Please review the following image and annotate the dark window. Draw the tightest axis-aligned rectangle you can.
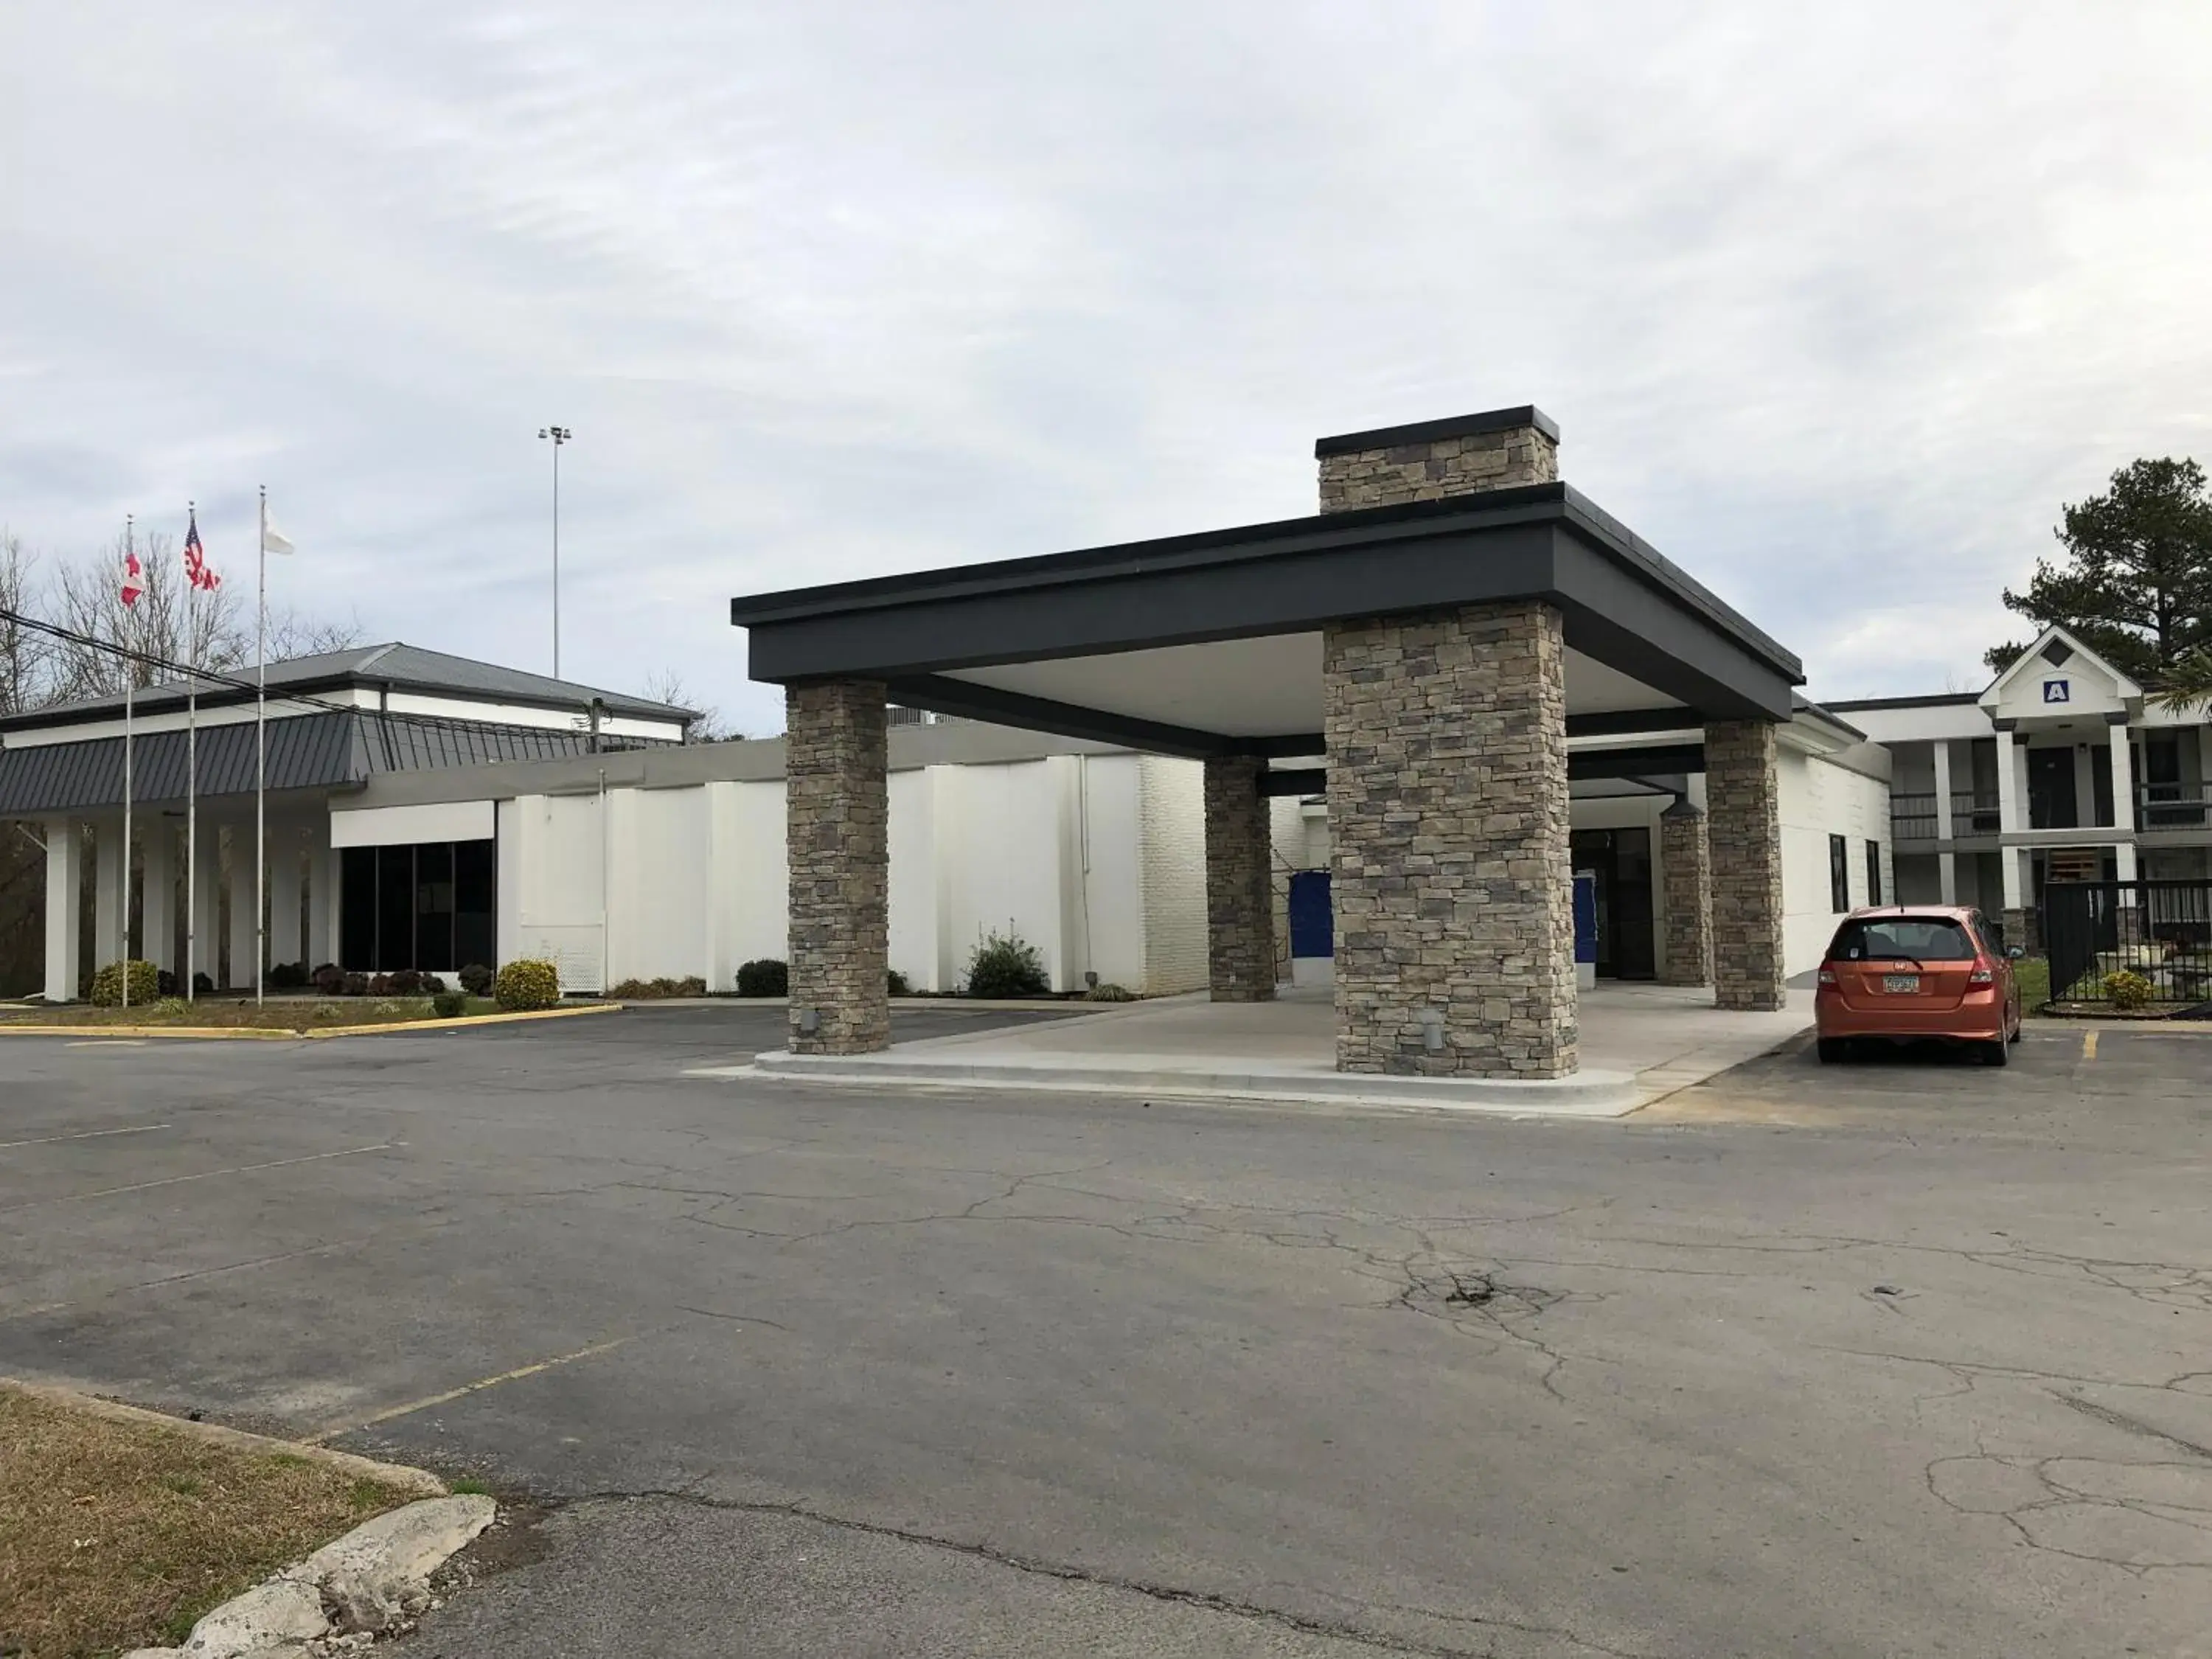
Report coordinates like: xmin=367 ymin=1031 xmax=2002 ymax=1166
xmin=1826 ymin=915 xmax=1979 ymax=963
xmin=338 ymin=838 xmax=498 ymax=973
xmin=454 ymin=840 xmax=496 ymax=970
xmin=1829 ymin=834 xmax=1850 ymax=912
xmin=1864 ymin=840 xmax=1882 ymax=906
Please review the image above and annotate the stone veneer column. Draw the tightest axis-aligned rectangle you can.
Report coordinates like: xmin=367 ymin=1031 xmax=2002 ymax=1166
xmin=1705 ymin=720 xmax=1787 ymax=1011
xmin=785 ymin=680 xmax=891 ymax=1055
xmin=1318 ymin=407 xmax=1559 ymax=511
xmin=1326 ymin=600 xmax=1576 ymax=1078
xmin=1203 ymin=755 xmax=1275 ymax=1001
xmin=1657 ymin=799 xmax=1712 ymax=987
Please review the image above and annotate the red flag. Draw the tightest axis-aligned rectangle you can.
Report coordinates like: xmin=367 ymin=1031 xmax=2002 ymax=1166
xmin=119 ymin=548 xmax=144 ymax=608
xmin=183 ymin=510 xmax=220 ymax=591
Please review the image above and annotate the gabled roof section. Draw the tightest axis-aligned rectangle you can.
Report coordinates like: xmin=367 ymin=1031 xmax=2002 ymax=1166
xmin=0 ymin=641 xmax=694 ymax=732
xmin=1978 ymin=625 xmax=2141 ymax=712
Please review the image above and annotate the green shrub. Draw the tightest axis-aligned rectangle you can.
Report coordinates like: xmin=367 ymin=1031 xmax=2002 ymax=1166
xmin=458 ymin=962 xmax=495 ymax=996
xmin=153 ymin=997 xmax=188 ymax=1017
xmin=89 ymin=959 xmax=160 ymax=1007
xmin=266 ymin=961 xmax=309 ymax=991
xmin=1085 ymin=981 xmax=1135 ymax=1002
xmin=965 ymin=928 xmax=1048 ymax=998
xmin=431 ymin=990 xmax=469 ymax=1018
xmin=888 ymin=967 xmax=911 ymax=997
xmin=608 ymin=975 xmax=712 ymax=1000
xmin=2104 ymin=969 xmax=2154 ymax=1012
xmin=495 ymin=958 xmax=562 ymax=1011
xmin=737 ymin=958 xmax=789 ymax=998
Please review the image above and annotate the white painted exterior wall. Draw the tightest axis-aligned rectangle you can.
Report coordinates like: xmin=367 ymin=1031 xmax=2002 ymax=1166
xmin=1778 ymin=745 xmax=1893 ymax=977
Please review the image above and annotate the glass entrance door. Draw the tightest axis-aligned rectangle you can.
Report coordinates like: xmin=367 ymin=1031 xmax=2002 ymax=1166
xmin=1569 ymin=827 xmax=1655 ymax=980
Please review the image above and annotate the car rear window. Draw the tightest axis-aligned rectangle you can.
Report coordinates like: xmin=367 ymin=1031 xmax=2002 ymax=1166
xmin=1827 ymin=917 xmax=1979 ymax=962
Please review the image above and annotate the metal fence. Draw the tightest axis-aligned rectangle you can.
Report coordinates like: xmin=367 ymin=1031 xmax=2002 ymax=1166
xmin=2044 ymin=879 xmax=2212 ymax=1007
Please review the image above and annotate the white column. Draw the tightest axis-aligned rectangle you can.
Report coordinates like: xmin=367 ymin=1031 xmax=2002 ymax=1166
xmin=228 ymin=824 xmax=260 ymax=990
xmin=309 ymin=817 xmax=339 ymax=969
xmin=1932 ymin=740 xmax=1955 ymax=840
xmin=1938 ymin=851 xmax=1958 ymax=905
xmin=189 ymin=823 xmax=221 ymax=992
xmin=2115 ymin=842 xmax=2139 ymax=883
xmin=94 ymin=820 xmax=127 ymax=970
xmin=44 ymin=821 xmax=83 ymax=1001
xmin=1994 ymin=728 xmax=2022 ymax=835
xmin=2109 ymin=720 xmax=2136 ymax=834
xmin=268 ymin=821 xmax=303 ymax=970
xmin=141 ymin=820 xmax=175 ymax=985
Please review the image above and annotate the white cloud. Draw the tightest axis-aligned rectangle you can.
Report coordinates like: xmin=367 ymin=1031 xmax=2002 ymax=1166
xmin=4 ymin=0 xmax=2210 ymax=733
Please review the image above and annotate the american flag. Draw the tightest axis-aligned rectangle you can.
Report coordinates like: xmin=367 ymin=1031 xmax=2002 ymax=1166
xmin=183 ymin=511 xmax=220 ymax=591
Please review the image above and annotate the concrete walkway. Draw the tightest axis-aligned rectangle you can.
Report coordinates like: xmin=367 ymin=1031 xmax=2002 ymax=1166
xmin=736 ymin=983 xmax=1812 ymax=1115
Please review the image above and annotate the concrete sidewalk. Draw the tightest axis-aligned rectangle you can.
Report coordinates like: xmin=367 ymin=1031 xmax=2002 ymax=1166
xmin=732 ymin=983 xmax=1813 ymax=1115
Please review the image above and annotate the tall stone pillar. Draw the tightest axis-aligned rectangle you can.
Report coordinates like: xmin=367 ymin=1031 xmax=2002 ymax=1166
xmin=1326 ymin=600 xmax=1576 ymax=1078
xmin=1203 ymin=755 xmax=1275 ymax=1001
xmin=1705 ymin=721 xmax=1787 ymax=1011
xmin=1657 ymin=799 xmax=1711 ymax=987
xmin=44 ymin=820 xmax=83 ymax=1002
xmin=785 ymin=680 xmax=890 ymax=1055
xmin=142 ymin=819 xmax=175 ymax=984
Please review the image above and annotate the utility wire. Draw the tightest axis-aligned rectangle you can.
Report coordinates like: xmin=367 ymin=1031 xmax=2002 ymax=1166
xmin=0 ymin=604 xmax=668 ymax=753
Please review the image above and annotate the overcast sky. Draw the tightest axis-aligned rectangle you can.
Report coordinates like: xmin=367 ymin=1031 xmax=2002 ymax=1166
xmin=5 ymin=3 xmax=2210 ymax=733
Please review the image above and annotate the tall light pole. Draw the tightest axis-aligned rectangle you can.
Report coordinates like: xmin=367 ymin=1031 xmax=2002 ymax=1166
xmin=538 ymin=425 xmax=571 ymax=677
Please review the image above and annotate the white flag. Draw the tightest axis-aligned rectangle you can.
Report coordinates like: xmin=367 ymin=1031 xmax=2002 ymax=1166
xmin=262 ymin=513 xmax=295 ymax=556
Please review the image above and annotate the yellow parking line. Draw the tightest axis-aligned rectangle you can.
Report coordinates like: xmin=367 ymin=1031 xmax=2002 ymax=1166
xmin=2081 ymin=1029 xmax=2098 ymax=1061
xmin=309 ymin=1335 xmax=637 ymax=1441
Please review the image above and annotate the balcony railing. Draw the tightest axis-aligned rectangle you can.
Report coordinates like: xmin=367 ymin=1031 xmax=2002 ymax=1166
xmin=1891 ymin=793 xmax=2004 ymax=841
xmin=2140 ymin=784 xmax=2212 ymax=831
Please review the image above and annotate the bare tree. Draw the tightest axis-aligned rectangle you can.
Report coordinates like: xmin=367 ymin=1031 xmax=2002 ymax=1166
xmin=0 ymin=529 xmax=49 ymax=715
xmin=46 ymin=529 xmax=254 ymax=699
xmin=641 ymin=667 xmax=736 ymax=742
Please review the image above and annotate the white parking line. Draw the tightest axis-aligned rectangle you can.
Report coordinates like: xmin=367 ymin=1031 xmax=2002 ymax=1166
xmin=0 ymin=1142 xmax=397 ymax=1211
xmin=0 ymin=1121 xmax=171 ymax=1152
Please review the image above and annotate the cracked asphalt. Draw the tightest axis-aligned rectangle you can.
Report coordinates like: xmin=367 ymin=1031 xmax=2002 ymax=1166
xmin=2 ymin=1008 xmax=2209 ymax=1655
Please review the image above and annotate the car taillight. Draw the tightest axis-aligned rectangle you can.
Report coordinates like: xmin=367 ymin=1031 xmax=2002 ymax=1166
xmin=1968 ymin=964 xmax=1994 ymax=986
xmin=1818 ymin=967 xmax=1837 ymax=987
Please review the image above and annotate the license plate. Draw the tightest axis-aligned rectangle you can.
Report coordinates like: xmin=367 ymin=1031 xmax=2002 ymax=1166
xmin=1882 ymin=974 xmax=1920 ymax=994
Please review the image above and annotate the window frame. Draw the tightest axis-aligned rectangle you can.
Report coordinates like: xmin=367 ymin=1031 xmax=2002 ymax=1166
xmin=1864 ymin=839 xmax=1882 ymax=907
xmin=1829 ymin=833 xmax=1851 ymax=913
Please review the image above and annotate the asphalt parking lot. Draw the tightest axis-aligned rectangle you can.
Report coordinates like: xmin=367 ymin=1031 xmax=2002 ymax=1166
xmin=3 ymin=1008 xmax=2209 ymax=1657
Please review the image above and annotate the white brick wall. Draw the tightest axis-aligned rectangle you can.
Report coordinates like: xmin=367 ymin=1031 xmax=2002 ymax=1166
xmin=1137 ymin=755 xmax=1207 ymax=993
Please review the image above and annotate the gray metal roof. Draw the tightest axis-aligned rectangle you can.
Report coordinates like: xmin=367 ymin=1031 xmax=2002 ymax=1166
xmin=0 ymin=641 xmax=694 ymax=733
xmin=0 ymin=711 xmax=636 ymax=816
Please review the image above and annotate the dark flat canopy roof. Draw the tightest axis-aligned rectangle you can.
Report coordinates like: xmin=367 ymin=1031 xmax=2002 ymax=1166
xmin=733 ymin=483 xmax=1804 ymax=754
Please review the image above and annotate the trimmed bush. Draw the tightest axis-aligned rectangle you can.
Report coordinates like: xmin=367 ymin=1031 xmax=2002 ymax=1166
xmin=607 ymin=975 xmax=710 ymax=999
xmin=389 ymin=969 xmax=422 ymax=995
xmin=1085 ymin=981 xmax=1136 ymax=1002
xmin=2104 ymin=969 xmax=2154 ymax=1011
xmin=458 ymin=962 xmax=495 ymax=996
xmin=191 ymin=970 xmax=214 ymax=996
xmin=266 ymin=961 xmax=309 ymax=992
xmin=88 ymin=959 xmax=160 ymax=1007
xmin=737 ymin=958 xmax=789 ymax=998
xmin=157 ymin=970 xmax=179 ymax=997
xmin=495 ymin=958 xmax=562 ymax=1011
xmin=965 ymin=928 xmax=1048 ymax=998
xmin=888 ymin=967 xmax=911 ymax=997
xmin=342 ymin=972 xmax=370 ymax=997
xmin=312 ymin=963 xmax=345 ymax=995
xmin=420 ymin=973 xmax=446 ymax=995
xmin=369 ymin=973 xmax=393 ymax=995
xmin=431 ymin=990 xmax=469 ymax=1018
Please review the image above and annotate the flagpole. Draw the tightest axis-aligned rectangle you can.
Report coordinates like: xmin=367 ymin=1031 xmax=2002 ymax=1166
xmin=185 ymin=501 xmax=198 ymax=1005
xmin=255 ymin=487 xmax=268 ymax=1008
xmin=122 ymin=515 xmax=135 ymax=1011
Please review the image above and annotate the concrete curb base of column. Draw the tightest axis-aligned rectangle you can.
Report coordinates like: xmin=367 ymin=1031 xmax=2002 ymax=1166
xmin=719 ymin=1049 xmax=1642 ymax=1117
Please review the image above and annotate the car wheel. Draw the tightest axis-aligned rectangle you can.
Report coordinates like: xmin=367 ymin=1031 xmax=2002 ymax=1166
xmin=1982 ymin=1036 xmax=2010 ymax=1067
xmin=1817 ymin=1037 xmax=1848 ymax=1065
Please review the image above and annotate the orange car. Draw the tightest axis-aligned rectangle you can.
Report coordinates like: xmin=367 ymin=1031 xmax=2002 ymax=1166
xmin=1815 ymin=905 xmax=2023 ymax=1065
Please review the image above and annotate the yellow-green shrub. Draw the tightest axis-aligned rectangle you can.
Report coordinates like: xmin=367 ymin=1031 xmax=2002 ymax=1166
xmin=494 ymin=958 xmax=561 ymax=1011
xmin=88 ymin=959 xmax=160 ymax=1006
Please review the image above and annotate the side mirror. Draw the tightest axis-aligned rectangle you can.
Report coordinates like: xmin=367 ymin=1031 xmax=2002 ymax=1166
xmin=2006 ymin=946 xmax=2025 ymax=960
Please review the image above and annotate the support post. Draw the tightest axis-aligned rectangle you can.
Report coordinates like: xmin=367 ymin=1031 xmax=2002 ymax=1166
xmin=142 ymin=819 xmax=175 ymax=986
xmin=228 ymin=824 xmax=260 ymax=992
xmin=268 ymin=821 xmax=303 ymax=973
xmin=1657 ymin=799 xmax=1711 ymax=987
xmin=1932 ymin=740 xmax=1955 ymax=841
xmin=43 ymin=821 xmax=83 ymax=1002
xmin=1326 ymin=600 xmax=1576 ymax=1078
xmin=1705 ymin=720 xmax=1787 ymax=1011
xmin=94 ymin=821 xmax=127 ymax=972
xmin=785 ymin=680 xmax=890 ymax=1055
xmin=1203 ymin=755 xmax=1275 ymax=1001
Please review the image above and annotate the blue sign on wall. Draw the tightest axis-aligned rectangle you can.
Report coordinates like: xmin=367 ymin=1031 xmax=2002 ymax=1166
xmin=2042 ymin=678 xmax=2070 ymax=703
xmin=1572 ymin=872 xmax=1598 ymax=966
xmin=1287 ymin=871 xmax=1333 ymax=959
